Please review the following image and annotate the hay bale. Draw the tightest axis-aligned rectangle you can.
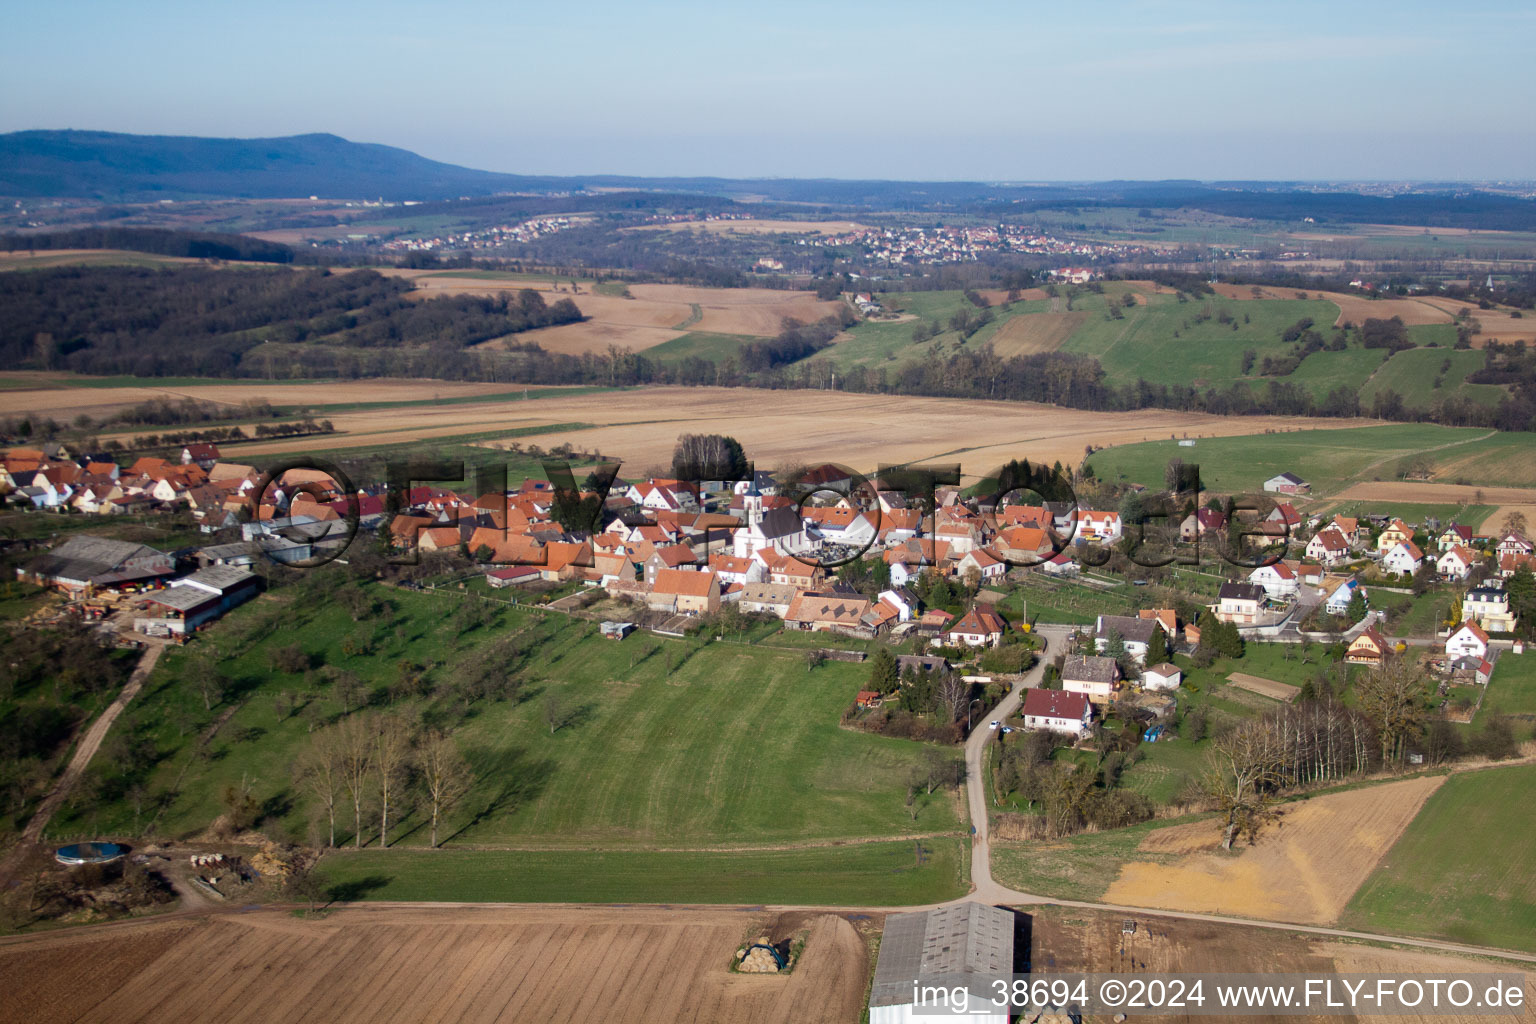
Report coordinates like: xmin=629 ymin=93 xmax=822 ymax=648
xmin=737 ymin=947 xmax=782 ymax=973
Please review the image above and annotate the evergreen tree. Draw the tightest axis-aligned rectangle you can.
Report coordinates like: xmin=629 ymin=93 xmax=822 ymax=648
xmin=868 ymin=646 xmax=899 ymax=694
xmin=1346 ymin=590 xmax=1368 ymax=624
xmin=1146 ymin=624 xmax=1170 ymax=666
xmin=1103 ymin=628 xmax=1126 ymax=663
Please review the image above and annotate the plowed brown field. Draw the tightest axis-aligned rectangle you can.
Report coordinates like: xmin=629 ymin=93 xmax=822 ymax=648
xmin=0 ymin=906 xmax=868 ymax=1024
xmin=1102 ymin=776 xmax=1444 ymax=925
xmin=91 ymin=386 xmax=1373 ymax=478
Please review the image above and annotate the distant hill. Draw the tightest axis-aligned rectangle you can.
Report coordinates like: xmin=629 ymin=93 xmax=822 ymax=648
xmin=6 ymin=130 xmax=1536 ymax=229
xmin=0 ymin=130 xmax=567 ymax=201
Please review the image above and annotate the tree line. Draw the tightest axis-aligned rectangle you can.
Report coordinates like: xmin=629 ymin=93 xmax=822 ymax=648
xmin=293 ymin=714 xmax=474 ymax=849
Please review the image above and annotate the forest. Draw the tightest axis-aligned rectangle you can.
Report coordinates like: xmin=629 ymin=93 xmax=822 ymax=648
xmin=0 ymin=265 xmax=581 ymax=377
xmin=1 ymin=227 xmax=295 ymax=263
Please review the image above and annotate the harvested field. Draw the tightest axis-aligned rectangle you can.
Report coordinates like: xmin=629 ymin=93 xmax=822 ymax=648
xmin=1332 ymin=482 xmax=1536 ymax=534
xmin=441 ymin=388 xmax=1370 ymax=484
xmin=429 ymin=281 xmax=843 ymax=340
xmin=986 ymin=311 xmax=1089 ymax=357
xmin=189 ymin=386 xmax=1380 ymax=471
xmin=0 ymin=374 xmax=517 ymax=421
xmin=0 ymin=905 xmax=869 ymax=1024
xmin=1028 ymin=906 xmax=1534 ymax=1024
xmin=1101 ymin=775 xmax=1445 ymax=925
xmin=1316 ymin=942 xmax=1536 ymax=1024
xmin=1227 ymin=672 xmax=1301 ymax=702
xmin=513 ymin=321 xmax=685 ymax=355
xmin=628 ymin=284 xmax=845 ymax=336
xmin=2 ymin=377 xmax=1388 ymax=476
xmin=1329 ymin=292 xmax=1452 ymax=328
xmin=1410 ymin=295 xmax=1535 ymax=344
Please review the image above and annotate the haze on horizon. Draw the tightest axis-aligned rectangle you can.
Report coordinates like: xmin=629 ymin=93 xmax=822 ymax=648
xmin=3 ymin=0 xmax=1534 ymax=183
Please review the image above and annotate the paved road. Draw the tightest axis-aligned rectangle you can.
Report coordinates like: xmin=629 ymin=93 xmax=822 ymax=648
xmin=952 ymin=624 xmax=1536 ymax=965
xmin=961 ymin=624 xmax=1072 ymax=905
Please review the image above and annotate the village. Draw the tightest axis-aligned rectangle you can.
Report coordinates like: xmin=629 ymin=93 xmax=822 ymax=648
xmin=6 ymin=440 xmax=1533 ymax=761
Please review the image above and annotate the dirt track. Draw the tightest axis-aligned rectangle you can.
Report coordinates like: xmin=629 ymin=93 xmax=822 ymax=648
xmin=21 ymin=645 xmax=161 ymax=845
xmin=0 ymin=905 xmax=868 ymax=1024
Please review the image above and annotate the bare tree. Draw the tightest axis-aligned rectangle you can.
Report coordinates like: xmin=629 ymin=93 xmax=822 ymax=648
xmin=186 ymin=650 xmax=223 ymax=711
xmin=1356 ymin=655 xmax=1429 ymax=765
xmin=418 ymin=730 xmax=474 ymax=848
xmin=335 ymin=715 xmax=373 ymax=848
xmin=936 ymin=673 xmax=970 ymax=724
xmin=373 ymin=714 xmax=412 ymax=848
xmin=294 ymin=726 xmax=344 ymax=848
xmin=543 ymin=694 xmax=576 ymax=735
xmin=1501 ymin=510 xmax=1528 ymax=537
xmin=1204 ymin=719 xmax=1288 ymax=850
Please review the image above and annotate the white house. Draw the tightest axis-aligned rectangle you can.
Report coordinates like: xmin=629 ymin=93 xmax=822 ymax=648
xmin=1464 ymin=583 xmax=1517 ymax=632
xmin=1382 ymin=541 xmax=1424 ymax=576
xmin=1497 ymin=532 xmax=1534 ymax=559
xmin=1021 ymin=688 xmax=1093 ymax=737
xmin=955 ymin=547 xmax=1006 ymax=583
xmin=1306 ymin=527 xmax=1351 ymax=567
xmin=627 ymin=480 xmax=698 ymax=512
xmin=1216 ymin=582 xmax=1266 ymax=625
xmin=1436 ymin=545 xmax=1477 ymax=581
xmin=1093 ymin=614 xmax=1163 ymax=665
xmin=1071 ymin=510 xmax=1122 ymax=543
xmin=945 ymin=607 xmax=1006 ymax=648
xmin=1324 ymin=577 xmax=1364 ymax=615
xmin=1446 ymin=621 xmax=1490 ymax=661
xmin=876 ymin=587 xmax=918 ymax=623
xmin=1248 ymin=561 xmax=1299 ymax=599
xmin=1062 ymin=654 xmax=1122 ymax=704
xmin=1142 ymin=662 xmax=1182 ymax=691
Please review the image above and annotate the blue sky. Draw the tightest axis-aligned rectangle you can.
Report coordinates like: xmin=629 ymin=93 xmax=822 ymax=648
xmin=3 ymin=0 xmax=1533 ymax=180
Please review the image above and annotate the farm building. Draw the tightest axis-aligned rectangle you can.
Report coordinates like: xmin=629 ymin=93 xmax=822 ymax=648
xmin=138 ymin=565 xmax=260 ymax=635
xmin=869 ymin=903 xmax=1016 ymax=1024
xmin=21 ymin=535 xmax=174 ymax=593
xmin=486 ymin=565 xmax=541 ymax=588
xmin=1262 ymin=472 xmax=1310 ymax=494
xmin=599 ymin=621 xmax=635 ymax=640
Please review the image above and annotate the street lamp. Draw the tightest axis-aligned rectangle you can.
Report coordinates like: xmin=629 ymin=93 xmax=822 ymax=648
xmin=968 ymin=697 xmax=983 ymax=731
